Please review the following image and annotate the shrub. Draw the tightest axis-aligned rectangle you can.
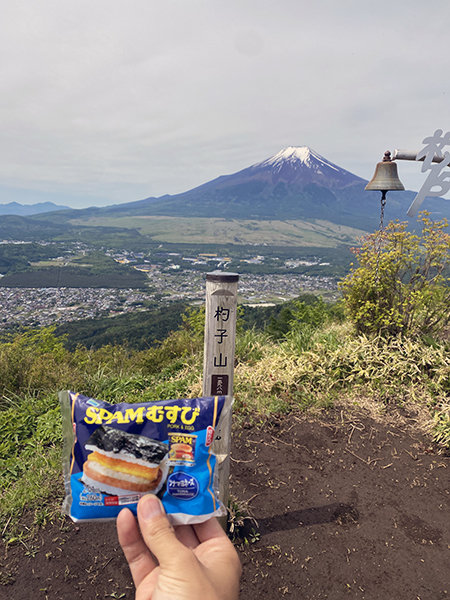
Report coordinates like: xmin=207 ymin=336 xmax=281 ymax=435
xmin=340 ymin=213 xmax=450 ymax=338
xmin=285 ymin=297 xmax=344 ymax=352
xmin=0 ymin=328 xmax=69 ymax=400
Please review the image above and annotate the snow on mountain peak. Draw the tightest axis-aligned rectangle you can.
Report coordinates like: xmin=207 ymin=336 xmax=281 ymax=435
xmin=273 ymin=146 xmax=313 ymax=163
xmin=255 ymin=146 xmax=340 ymax=174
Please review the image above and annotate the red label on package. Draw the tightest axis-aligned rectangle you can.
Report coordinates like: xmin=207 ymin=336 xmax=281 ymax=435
xmin=205 ymin=426 xmax=215 ymax=447
xmin=104 ymin=496 xmax=119 ymax=506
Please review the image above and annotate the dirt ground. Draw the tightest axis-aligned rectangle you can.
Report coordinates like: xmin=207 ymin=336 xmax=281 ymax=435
xmin=1 ymin=406 xmax=449 ymax=600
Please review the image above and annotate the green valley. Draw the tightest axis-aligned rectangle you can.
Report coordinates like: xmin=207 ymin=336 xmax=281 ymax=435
xmin=68 ymin=215 xmax=367 ymax=247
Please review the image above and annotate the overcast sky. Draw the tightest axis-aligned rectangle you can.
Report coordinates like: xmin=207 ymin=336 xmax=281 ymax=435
xmin=0 ymin=0 xmax=449 ymax=208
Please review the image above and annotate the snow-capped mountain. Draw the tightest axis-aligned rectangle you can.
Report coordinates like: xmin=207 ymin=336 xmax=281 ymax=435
xmin=101 ymin=145 xmax=375 ymax=227
xmin=55 ymin=146 xmax=449 ymax=230
xmin=256 ymin=146 xmax=342 ymax=174
xmin=237 ymin=146 xmax=365 ymax=188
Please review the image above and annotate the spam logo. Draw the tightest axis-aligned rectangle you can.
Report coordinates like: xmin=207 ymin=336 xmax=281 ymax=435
xmin=84 ymin=405 xmax=200 ymax=426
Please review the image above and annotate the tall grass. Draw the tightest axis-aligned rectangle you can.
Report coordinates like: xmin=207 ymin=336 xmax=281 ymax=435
xmin=234 ymin=323 xmax=449 ymax=416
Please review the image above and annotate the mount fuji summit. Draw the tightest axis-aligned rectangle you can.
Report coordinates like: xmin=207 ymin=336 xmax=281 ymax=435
xmin=245 ymin=146 xmax=365 ymax=188
xmin=66 ymin=146 xmax=449 ymax=230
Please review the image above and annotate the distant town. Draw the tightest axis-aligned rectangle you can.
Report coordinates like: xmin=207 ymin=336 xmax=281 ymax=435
xmin=0 ymin=242 xmax=339 ymax=331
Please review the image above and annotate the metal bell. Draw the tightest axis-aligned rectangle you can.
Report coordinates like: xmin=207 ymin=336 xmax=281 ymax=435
xmin=365 ymin=151 xmax=405 ymax=191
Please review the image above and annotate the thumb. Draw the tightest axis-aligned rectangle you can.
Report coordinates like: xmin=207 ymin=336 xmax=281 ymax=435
xmin=137 ymin=494 xmax=188 ymax=568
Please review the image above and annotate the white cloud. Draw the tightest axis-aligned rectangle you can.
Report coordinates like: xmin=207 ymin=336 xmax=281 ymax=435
xmin=0 ymin=0 xmax=449 ymax=207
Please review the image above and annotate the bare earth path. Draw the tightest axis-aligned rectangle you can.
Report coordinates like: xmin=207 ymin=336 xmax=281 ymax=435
xmin=1 ymin=407 xmax=449 ymax=599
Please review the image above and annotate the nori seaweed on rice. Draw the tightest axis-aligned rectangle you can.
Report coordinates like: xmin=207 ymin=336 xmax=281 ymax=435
xmin=85 ymin=425 xmax=169 ymax=467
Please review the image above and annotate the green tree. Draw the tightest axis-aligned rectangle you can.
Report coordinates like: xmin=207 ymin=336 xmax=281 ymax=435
xmin=340 ymin=213 xmax=449 ymax=338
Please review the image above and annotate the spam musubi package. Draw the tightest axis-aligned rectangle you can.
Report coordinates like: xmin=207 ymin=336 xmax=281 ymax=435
xmin=60 ymin=391 xmax=230 ymax=525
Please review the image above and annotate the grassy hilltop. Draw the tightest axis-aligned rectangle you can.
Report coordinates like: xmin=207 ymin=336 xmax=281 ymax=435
xmin=0 ymin=298 xmax=448 ymax=541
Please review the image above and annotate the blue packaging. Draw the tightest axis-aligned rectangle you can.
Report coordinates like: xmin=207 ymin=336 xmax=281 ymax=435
xmin=60 ymin=391 xmax=230 ymax=525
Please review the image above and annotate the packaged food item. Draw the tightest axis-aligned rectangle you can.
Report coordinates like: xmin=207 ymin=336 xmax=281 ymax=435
xmin=60 ymin=391 xmax=230 ymax=525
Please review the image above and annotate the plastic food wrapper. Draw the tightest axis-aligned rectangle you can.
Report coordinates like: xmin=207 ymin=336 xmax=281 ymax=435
xmin=60 ymin=391 xmax=231 ymax=525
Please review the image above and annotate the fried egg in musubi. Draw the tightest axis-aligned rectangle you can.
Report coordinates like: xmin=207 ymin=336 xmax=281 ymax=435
xmin=81 ymin=425 xmax=169 ymax=495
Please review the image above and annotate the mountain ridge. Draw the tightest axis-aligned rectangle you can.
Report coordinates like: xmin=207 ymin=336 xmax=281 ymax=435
xmin=0 ymin=201 xmax=70 ymax=216
xmin=27 ymin=146 xmax=450 ymax=231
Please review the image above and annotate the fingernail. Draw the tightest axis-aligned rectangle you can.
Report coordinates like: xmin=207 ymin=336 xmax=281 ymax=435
xmin=139 ymin=494 xmax=163 ymax=521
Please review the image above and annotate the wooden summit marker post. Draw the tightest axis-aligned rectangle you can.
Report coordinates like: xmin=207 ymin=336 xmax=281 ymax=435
xmin=202 ymin=270 xmax=239 ymax=522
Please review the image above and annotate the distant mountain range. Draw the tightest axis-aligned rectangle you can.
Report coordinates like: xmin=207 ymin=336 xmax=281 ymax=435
xmin=0 ymin=201 xmax=70 ymax=216
xmin=45 ymin=146 xmax=449 ymax=231
xmin=2 ymin=148 xmax=449 ymax=240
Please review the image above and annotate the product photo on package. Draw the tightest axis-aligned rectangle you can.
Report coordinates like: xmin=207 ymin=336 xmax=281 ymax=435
xmin=60 ymin=391 xmax=230 ymax=525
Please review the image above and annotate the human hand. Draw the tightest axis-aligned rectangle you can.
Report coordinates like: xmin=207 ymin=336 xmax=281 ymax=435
xmin=117 ymin=494 xmax=241 ymax=600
